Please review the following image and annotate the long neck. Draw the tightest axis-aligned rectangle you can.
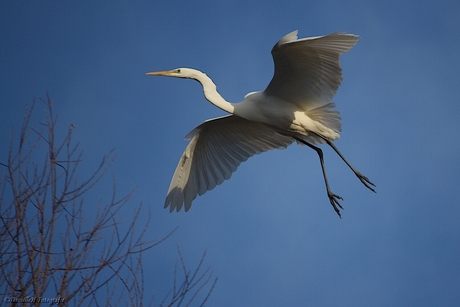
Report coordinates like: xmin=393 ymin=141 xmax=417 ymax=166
xmin=193 ymin=71 xmax=235 ymax=114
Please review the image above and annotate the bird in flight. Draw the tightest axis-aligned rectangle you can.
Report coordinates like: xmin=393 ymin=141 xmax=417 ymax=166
xmin=146 ymin=30 xmax=375 ymax=217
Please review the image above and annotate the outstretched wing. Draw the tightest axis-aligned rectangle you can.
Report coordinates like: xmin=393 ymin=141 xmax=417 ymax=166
xmin=165 ymin=115 xmax=293 ymax=212
xmin=265 ymin=30 xmax=359 ymax=109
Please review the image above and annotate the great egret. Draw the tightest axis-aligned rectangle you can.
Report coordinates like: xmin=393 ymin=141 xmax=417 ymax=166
xmin=146 ymin=30 xmax=375 ymax=217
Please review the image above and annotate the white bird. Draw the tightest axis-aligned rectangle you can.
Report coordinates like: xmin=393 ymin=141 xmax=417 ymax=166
xmin=146 ymin=30 xmax=375 ymax=217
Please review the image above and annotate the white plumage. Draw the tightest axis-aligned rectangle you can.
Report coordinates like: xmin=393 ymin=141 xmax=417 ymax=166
xmin=146 ymin=30 xmax=375 ymax=217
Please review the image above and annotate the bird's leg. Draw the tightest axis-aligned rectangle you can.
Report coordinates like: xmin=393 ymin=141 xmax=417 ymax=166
xmin=295 ymin=138 xmax=343 ymax=217
xmin=324 ymin=139 xmax=376 ymax=193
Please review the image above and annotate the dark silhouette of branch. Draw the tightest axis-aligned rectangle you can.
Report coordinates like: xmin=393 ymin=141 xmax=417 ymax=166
xmin=1 ymin=95 xmax=217 ymax=306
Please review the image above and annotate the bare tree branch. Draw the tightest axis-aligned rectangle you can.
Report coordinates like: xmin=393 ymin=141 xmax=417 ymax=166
xmin=1 ymin=95 xmax=217 ymax=306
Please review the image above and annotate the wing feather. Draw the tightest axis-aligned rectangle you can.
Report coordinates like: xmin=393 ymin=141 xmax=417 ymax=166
xmin=265 ymin=31 xmax=359 ymax=109
xmin=164 ymin=115 xmax=293 ymax=212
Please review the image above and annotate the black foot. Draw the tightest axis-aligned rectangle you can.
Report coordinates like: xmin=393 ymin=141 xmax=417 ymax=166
xmin=328 ymin=192 xmax=344 ymax=218
xmin=356 ymin=172 xmax=376 ymax=193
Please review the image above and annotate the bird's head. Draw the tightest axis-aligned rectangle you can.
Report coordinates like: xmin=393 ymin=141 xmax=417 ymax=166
xmin=145 ymin=68 xmax=200 ymax=79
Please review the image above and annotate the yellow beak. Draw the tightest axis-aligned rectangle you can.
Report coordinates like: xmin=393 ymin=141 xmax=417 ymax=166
xmin=145 ymin=70 xmax=173 ymax=76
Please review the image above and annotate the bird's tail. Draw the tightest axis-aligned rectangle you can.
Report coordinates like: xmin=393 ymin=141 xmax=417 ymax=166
xmin=300 ymin=102 xmax=342 ymax=144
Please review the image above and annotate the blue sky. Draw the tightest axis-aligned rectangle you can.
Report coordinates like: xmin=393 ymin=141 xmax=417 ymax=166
xmin=1 ymin=1 xmax=460 ymax=306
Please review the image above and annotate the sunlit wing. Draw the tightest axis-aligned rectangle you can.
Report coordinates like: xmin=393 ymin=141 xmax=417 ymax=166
xmin=265 ymin=30 xmax=359 ymax=109
xmin=164 ymin=115 xmax=294 ymax=212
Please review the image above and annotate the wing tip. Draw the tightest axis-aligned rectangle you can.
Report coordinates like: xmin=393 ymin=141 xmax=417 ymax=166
xmin=277 ymin=30 xmax=299 ymax=46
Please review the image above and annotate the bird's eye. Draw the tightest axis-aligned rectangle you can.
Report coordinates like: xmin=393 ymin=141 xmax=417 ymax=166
xmin=176 ymin=69 xmax=181 ymax=73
